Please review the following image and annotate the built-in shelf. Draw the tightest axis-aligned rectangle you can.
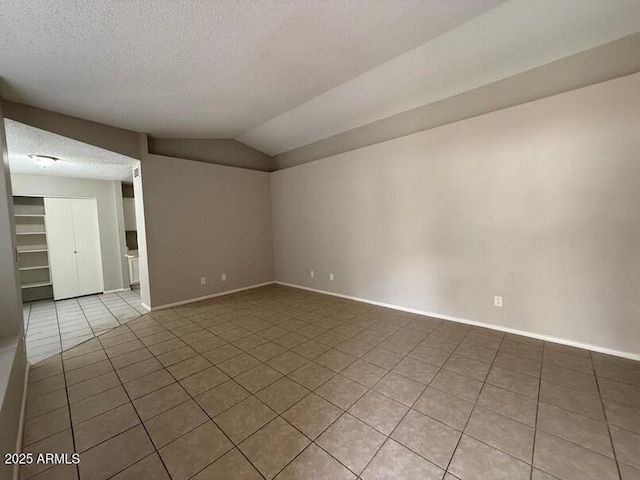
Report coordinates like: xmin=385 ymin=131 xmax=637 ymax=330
xmin=14 ymin=196 xmax=53 ymax=302
xmin=22 ymin=281 xmax=52 ymax=289
xmin=17 ymin=248 xmax=48 ymax=253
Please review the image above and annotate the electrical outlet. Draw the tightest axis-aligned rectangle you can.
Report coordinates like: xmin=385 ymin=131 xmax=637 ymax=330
xmin=221 ymin=273 xmax=227 ymax=281
xmin=494 ymin=296 xmax=503 ymax=307
xmin=329 ymin=273 xmax=334 ymax=281
xmin=200 ymin=277 xmax=207 ymax=285
xmin=310 ymin=270 xmax=315 ymax=278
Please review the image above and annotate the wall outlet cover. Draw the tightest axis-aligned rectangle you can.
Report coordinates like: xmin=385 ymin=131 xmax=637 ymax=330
xmin=221 ymin=273 xmax=227 ymax=281
xmin=310 ymin=270 xmax=315 ymax=278
xmin=200 ymin=277 xmax=207 ymax=285
xmin=329 ymin=273 xmax=334 ymax=281
xmin=494 ymin=296 xmax=503 ymax=307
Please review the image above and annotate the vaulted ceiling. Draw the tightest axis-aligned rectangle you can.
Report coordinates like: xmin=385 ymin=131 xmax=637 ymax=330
xmin=2 ymin=0 xmax=640 ymax=165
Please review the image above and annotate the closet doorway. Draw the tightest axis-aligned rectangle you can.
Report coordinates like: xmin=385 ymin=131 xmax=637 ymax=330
xmin=44 ymin=197 xmax=104 ymax=300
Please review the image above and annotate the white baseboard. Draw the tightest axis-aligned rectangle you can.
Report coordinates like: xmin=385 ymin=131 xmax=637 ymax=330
xmin=14 ymin=361 xmax=30 ymax=480
xmin=148 ymin=281 xmax=276 ymax=311
xmin=275 ymin=281 xmax=640 ymax=361
xmin=140 ymin=303 xmax=151 ymax=313
xmin=103 ymin=288 xmax=130 ymax=294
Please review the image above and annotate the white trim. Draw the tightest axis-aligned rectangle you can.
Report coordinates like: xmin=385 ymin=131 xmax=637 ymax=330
xmin=103 ymin=287 xmax=131 ymax=294
xmin=14 ymin=361 xmax=30 ymax=480
xmin=148 ymin=282 xmax=276 ymax=311
xmin=140 ymin=303 xmax=151 ymax=312
xmin=275 ymin=281 xmax=640 ymax=361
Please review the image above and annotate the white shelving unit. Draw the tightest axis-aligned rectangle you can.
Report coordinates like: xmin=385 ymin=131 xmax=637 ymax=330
xmin=14 ymin=196 xmax=53 ymax=302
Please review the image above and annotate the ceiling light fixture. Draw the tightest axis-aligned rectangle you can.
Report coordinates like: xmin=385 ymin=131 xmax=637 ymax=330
xmin=29 ymin=155 xmax=59 ymax=167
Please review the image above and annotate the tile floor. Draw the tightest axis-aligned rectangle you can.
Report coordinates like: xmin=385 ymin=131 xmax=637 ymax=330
xmin=24 ymin=289 xmax=145 ymax=363
xmin=21 ymin=284 xmax=640 ymax=480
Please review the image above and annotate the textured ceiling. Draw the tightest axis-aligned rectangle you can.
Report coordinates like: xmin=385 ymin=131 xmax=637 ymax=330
xmin=5 ymin=120 xmax=137 ymax=181
xmin=1 ymin=0 xmax=640 ymax=160
xmin=0 ymin=0 xmax=503 ymax=137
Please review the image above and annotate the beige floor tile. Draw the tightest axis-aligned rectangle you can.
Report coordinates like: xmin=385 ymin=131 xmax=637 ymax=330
xmin=217 ymin=352 xmax=261 ymax=377
xmin=407 ymin=344 xmax=451 ymax=367
xmin=537 ymin=402 xmax=613 ymax=457
xmin=362 ymin=439 xmax=444 ymax=480
xmin=341 ymin=359 xmax=387 ymax=387
xmin=604 ymin=399 xmax=640 ymax=434
xmin=123 ymin=369 xmax=175 ymax=399
xmin=159 ymin=422 xmax=233 ymax=480
xmin=78 ymin=425 xmax=154 ymax=480
xmin=214 ymin=396 xmax=276 ymax=443
xmin=288 ymin=362 xmax=335 ymax=390
xmin=132 ymin=382 xmax=190 ymax=421
xmin=20 ymin=429 xmax=75 ymax=478
xmin=362 ymin=346 xmax=404 ymax=370
xmin=487 ymin=366 xmax=539 ymax=399
xmin=27 ymin=375 xmax=66 ymax=397
xmin=27 ymin=463 xmax=78 ymax=480
xmin=477 ymin=383 xmax=538 ymax=427
xmin=292 ymin=340 xmax=332 ymax=360
xmin=193 ymin=448 xmax=262 ymax=480
xmin=68 ymin=371 xmax=120 ymax=403
xmin=248 ymin=341 xmax=286 ymax=361
xmin=282 ymin=393 xmax=343 ymax=439
xmin=414 ymin=387 xmax=474 ymax=431
xmin=110 ymin=453 xmax=170 ymax=480
xmin=541 ymin=364 xmax=598 ymax=396
xmin=74 ymin=402 xmax=140 ymax=452
xmin=443 ymin=354 xmax=491 ymax=382
xmin=64 ymin=360 xmax=114 ymax=386
xmin=195 ymin=380 xmax=250 ymax=417
xmin=239 ymin=417 xmax=310 ymax=479
xmin=533 ymin=431 xmax=618 ymax=480
xmin=493 ymin=351 xmax=542 ymax=378
xmin=599 ymin=378 xmax=640 ymax=408
xmin=69 ymin=385 xmax=129 ymax=424
xmin=393 ymin=357 xmax=439 ymax=384
xmin=23 ymin=406 xmax=71 ymax=447
xmin=316 ymin=375 xmax=368 ymax=410
xmin=465 ymin=407 xmax=534 ymax=462
xmin=619 ymin=462 xmax=640 ymax=480
xmin=116 ymin=357 xmax=163 ymax=383
xmin=235 ymin=364 xmax=283 ymax=394
xmin=610 ymin=425 xmax=640 ymax=470
xmin=275 ymin=443 xmax=355 ymax=480
xmin=179 ymin=366 xmax=229 ymax=396
xmin=450 ymin=434 xmax=530 ymax=480
xmin=349 ymin=390 xmax=408 ymax=435
xmin=256 ymin=377 xmax=310 ymax=413
xmin=317 ymin=414 xmax=385 ymax=474
xmin=145 ymin=399 xmax=208 ymax=448
xmin=26 ymin=389 xmax=68 ymax=420
xmin=268 ymin=351 xmax=309 ymax=374
xmin=373 ymin=371 xmax=426 ymax=407
xmin=391 ymin=409 xmax=460 ymax=469
xmin=315 ymin=349 xmax=357 ymax=372
xmin=110 ymin=348 xmax=153 ymax=369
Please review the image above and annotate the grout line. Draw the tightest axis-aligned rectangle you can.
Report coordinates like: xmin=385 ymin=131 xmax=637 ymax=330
xmin=530 ymin=341 xmax=545 ymax=479
xmin=591 ymin=350 xmax=624 ymax=480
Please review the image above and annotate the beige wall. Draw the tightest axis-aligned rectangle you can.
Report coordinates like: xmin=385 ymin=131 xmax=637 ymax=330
xmin=141 ymin=154 xmax=274 ymax=307
xmin=10 ymin=174 xmax=129 ymax=292
xmin=271 ymin=73 xmax=640 ymax=357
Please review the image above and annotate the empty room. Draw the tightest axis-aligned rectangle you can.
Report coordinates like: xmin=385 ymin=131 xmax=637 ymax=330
xmin=1 ymin=1 xmax=639 ymax=480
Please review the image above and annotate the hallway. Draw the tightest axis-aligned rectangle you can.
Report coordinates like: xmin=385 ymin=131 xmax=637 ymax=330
xmin=23 ymin=290 xmax=145 ymax=363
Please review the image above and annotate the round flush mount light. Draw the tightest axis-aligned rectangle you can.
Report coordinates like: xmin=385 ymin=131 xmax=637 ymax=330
xmin=29 ymin=155 xmax=59 ymax=167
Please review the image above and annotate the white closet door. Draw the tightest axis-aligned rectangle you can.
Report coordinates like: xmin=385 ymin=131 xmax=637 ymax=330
xmin=44 ymin=198 xmax=80 ymax=300
xmin=72 ymin=198 xmax=104 ymax=296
